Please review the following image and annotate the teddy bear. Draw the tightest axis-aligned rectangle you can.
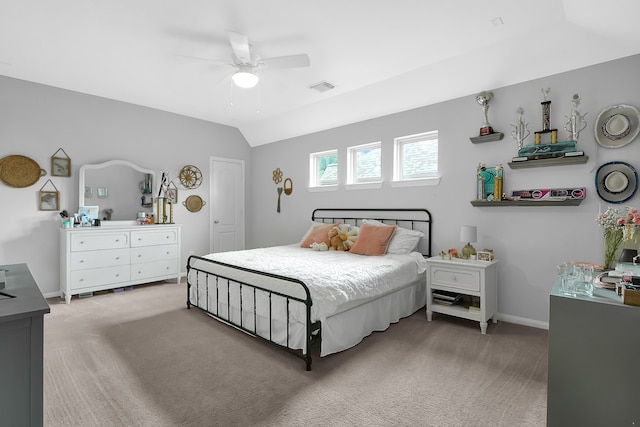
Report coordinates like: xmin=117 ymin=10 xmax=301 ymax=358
xmin=328 ymin=224 xmax=358 ymax=251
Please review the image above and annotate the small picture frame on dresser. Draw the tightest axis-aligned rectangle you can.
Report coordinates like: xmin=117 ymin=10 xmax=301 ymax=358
xmin=477 ymin=251 xmax=492 ymax=262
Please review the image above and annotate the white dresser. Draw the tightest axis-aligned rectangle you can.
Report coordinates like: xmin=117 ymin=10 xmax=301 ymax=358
xmin=60 ymin=224 xmax=181 ymax=303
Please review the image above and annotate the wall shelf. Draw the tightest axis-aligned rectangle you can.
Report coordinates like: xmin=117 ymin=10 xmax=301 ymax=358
xmin=470 ymin=132 xmax=504 ymax=144
xmin=471 ymin=199 xmax=583 ymax=207
xmin=508 ymin=155 xmax=588 ymax=169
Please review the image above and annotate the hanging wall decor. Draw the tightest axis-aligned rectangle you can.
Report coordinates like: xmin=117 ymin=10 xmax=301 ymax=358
xmin=51 ymin=148 xmax=71 ymax=177
xmin=0 ymin=155 xmax=45 ymax=188
xmin=39 ymin=179 xmax=60 ymax=211
xmin=273 ymin=168 xmax=284 ymax=213
xmin=179 ymin=165 xmax=203 ymax=189
xmin=183 ymin=195 xmax=205 ymax=212
xmin=284 ymin=178 xmax=293 ymax=195
xmin=167 ymin=180 xmax=178 ymax=204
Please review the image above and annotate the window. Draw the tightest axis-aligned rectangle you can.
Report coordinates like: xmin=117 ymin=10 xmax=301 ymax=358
xmin=347 ymin=142 xmax=381 ymax=185
xmin=309 ymin=149 xmax=338 ymax=188
xmin=393 ymin=131 xmax=438 ymax=183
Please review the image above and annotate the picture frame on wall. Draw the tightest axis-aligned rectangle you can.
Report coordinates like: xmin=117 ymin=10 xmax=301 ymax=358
xmin=51 ymin=148 xmax=71 ymax=177
xmin=97 ymin=187 xmax=108 ymax=198
xmin=40 ymin=191 xmax=59 ymax=211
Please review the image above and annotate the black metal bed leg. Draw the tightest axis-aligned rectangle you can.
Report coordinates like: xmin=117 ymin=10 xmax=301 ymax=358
xmin=186 ymin=281 xmax=191 ymax=309
xmin=305 ymin=356 xmax=312 ymax=371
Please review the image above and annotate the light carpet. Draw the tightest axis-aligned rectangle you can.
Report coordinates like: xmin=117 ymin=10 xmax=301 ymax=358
xmin=44 ymin=281 xmax=548 ymax=426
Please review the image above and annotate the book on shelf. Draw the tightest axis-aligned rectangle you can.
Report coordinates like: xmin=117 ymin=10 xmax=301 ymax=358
xmin=468 ymin=305 xmax=480 ymax=312
xmin=433 ymin=290 xmax=463 ymax=305
xmin=564 ymin=151 xmax=584 ymax=157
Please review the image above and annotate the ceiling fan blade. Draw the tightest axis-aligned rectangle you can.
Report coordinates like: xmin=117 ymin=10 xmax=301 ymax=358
xmin=260 ymin=54 xmax=310 ymax=69
xmin=174 ymin=54 xmax=232 ymax=66
xmin=228 ymin=31 xmax=252 ymax=64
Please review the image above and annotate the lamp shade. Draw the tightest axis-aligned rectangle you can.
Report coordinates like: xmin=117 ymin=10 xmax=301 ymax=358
xmin=232 ymin=66 xmax=259 ymax=88
xmin=460 ymin=225 xmax=477 ymax=244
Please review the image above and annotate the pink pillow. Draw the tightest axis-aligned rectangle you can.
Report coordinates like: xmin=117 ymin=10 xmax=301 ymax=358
xmin=300 ymin=223 xmax=338 ymax=248
xmin=349 ymin=224 xmax=397 ymax=256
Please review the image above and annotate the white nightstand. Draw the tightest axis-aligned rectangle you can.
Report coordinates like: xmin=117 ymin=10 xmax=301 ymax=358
xmin=426 ymin=256 xmax=498 ymax=334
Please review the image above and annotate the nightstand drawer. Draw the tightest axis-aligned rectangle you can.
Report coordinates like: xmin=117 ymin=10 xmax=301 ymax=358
xmin=430 ymin=267 xmax=480 ymax=292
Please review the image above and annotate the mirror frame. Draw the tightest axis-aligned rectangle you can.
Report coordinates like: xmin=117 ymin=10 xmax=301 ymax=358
xmin=78 ymin=159 xmax=157 ymax=226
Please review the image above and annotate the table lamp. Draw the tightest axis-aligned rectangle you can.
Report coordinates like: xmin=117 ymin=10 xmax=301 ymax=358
xmin=460 ymin=225 xmax=477 ymax=259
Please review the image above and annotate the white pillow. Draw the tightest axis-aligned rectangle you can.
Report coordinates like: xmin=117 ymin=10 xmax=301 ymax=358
xmin=362 ymin=219 xmax=424 ymax=254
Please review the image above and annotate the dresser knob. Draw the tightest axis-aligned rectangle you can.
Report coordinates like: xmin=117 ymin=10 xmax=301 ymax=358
xmin=115 ymin=274 xmax=119 ymax=277
xmin=138 ymin=254 xmax=142 ymax=258
xmin=79 ymin=260 xmax=84 ymax=263
xmin=115 ymin=257 xmax=120 ymax=260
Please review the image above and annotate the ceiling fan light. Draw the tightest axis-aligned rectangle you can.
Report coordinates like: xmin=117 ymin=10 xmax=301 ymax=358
xmin=232 ymin=70 xmax=259 ymax=88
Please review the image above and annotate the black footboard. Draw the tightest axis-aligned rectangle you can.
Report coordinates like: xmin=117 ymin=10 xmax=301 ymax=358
xmin=186 ymin=255 xmax=319 ymax=371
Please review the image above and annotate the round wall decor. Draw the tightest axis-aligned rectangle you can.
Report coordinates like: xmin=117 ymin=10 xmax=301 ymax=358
xmin=183 ymin=195 xmax=205 ymax=212
xmin=0 ymin=155 xmax=45 ymax=188
xmin=179 ymin=165 xmax=203 ymax=189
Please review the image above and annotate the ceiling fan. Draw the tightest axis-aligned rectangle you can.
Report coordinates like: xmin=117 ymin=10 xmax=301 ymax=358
xmin=199 ymin=31 xmax=310 ymax=89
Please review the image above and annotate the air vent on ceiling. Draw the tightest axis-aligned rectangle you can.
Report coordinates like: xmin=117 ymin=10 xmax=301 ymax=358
xmin=309 ymin=81 xmax=335 ymax=93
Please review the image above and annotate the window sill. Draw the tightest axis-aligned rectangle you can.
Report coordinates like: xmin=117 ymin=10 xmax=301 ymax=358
xmin=308 ymin=185 xmax=338 ymax=192
xmin=390 ymin=177 xmax=440 ymax=188
xmin=345 ymin=182 xmax=383 ymax=191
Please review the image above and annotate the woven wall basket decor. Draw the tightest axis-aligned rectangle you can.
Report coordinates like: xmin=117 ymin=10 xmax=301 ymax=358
xmin=0 ymin=155 xmax=45 ymax=188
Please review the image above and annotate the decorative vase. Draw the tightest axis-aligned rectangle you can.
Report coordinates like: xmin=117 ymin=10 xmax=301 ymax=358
xmin=604 ymin=227 xmax=624 ymax=270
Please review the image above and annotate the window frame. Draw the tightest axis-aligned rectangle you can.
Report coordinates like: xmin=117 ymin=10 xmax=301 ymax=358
xmin=392 ymin=131 xmax=440 ymax=187
xmin=309 ymin=149 xmax=338 ymax=191
xmin=346 ymin=141 xmax=382 ymax=187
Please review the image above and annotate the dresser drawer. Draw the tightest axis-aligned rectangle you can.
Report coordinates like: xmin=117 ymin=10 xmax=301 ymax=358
xmin=70 ymin=248 xmax=130 ymax=270
xmin=131 ymin=259 xmax=178 ymax=281
xmin=71 ymin=232 xmax=129 ymax=251
xmin=70 ymin=265 xmax=130 ymax=290
xmin=131 ymin=244 xmax=177 ymax=264
xmin=130 ymin=229 xmax=178 ymax=247
xmin=430 ymin=267 xmax=480 ymax=292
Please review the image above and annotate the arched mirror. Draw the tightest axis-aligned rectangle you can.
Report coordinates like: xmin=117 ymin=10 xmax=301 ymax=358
xmin=78 ymin=160 xmax=157 ymax=223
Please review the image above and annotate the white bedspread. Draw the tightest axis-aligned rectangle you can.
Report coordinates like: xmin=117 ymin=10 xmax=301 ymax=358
xmin=196 ymin=245 xmax=427 ymax=321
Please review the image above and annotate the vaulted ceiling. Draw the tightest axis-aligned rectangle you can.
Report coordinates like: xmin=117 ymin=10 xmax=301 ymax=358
xmin=1 ymin=0 xmax=640 ymax=146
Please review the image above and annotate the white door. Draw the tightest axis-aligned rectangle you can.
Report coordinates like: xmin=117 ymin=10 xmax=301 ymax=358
xmin=210 ymin=157 xmax=245 ymax=253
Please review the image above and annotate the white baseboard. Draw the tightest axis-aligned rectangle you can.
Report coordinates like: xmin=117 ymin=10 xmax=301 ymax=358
xmin=496 ymin=312 xmax=549 ymax=330
xmin=44 ymin=291 xmax=62 ymax=299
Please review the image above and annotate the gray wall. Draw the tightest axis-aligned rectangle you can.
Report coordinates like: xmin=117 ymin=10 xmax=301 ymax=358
xmin=2 ymin=54 xmax=639 ymax=327
xmin=0 ymin=75 xmax=252 ymax=296
xmin=248 ymin=54 xmax=640 ymax=328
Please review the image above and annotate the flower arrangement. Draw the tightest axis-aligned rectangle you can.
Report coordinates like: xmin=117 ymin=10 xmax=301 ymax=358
xmin=596 ymin=207 xmax=624 ymax=270
xmin=596 ymin=206 xmax=640 ymax=269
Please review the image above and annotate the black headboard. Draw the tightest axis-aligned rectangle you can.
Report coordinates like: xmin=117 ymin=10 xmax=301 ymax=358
xmin=311 ymin=208 xmax=432 ymax=258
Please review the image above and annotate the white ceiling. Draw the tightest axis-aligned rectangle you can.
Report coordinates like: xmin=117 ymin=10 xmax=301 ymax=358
xmin=2 ymin=0 xmax=640 ymax=147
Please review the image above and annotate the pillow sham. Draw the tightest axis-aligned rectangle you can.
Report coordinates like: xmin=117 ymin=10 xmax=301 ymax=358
xmin=300 ymin=222 xmax=339 ymax=248
xmin=362 ymin=219 xmax=424 ymax=254
xmin=349 ymin=223 xmax=397 ymax=256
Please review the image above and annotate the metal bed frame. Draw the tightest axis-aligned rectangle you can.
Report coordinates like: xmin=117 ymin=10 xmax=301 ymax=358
xmin=186 ymin=208 xmax=432 ymax=371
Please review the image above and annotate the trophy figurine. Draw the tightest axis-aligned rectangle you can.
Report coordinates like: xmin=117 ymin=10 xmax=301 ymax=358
xmin=476 ymin=91 xmax=495 ymax=136
xmin=564 ymin=93 xmax=587 ymax=143
xmin=510 ymin=107 xmax=530 ymax=151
